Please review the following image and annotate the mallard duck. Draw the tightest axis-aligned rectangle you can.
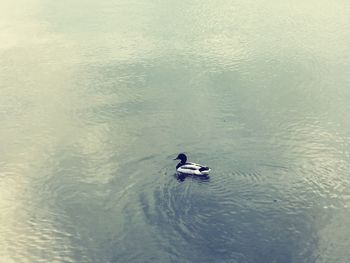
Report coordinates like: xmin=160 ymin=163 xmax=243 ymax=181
xmin=173 ymin=153 xmax=210 ymax=176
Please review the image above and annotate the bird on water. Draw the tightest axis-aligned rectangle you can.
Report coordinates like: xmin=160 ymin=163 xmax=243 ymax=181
xmin=173 ymin=153 xmax=210 ymax=176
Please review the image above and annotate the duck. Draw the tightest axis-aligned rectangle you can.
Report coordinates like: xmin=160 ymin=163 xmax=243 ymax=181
xmin=173 ymin=153 xmax=210 ymax=176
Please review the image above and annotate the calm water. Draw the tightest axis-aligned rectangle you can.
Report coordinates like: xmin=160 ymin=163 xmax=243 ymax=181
xmin=1 ymin=0 xmax=350 ymax=262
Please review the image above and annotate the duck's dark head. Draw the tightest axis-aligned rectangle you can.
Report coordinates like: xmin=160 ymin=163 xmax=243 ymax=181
xmin=174 ymin=153 xmax=187 ymax=163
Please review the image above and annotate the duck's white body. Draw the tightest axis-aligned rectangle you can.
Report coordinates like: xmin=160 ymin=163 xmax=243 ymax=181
xmin=176 ymin=162 xmax=211 ymax=176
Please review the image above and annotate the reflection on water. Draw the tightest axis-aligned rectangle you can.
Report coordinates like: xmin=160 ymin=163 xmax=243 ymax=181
xmin=1 ymin=0 xmax=350 ymax=262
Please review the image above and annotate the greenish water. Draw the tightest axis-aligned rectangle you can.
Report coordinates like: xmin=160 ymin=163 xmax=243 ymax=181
xmin=1 ymin=0 xmax=350 ymax=262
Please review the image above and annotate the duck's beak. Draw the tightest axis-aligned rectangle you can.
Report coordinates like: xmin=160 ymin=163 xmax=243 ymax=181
xmin=173 ymin=157 xmax=179 ymax=160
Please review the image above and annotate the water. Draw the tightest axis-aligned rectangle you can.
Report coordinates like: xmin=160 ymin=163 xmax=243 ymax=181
xmin=1 ymin=0 xmax=350 ymax=262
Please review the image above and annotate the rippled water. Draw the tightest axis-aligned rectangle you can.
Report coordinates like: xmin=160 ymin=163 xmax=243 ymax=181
xmin=1 ymin=0 xmax=350 ymax=262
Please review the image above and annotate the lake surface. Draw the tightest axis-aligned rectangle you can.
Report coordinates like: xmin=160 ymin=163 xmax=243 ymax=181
xmin=1 ymin=0 xmax=350 ymax=262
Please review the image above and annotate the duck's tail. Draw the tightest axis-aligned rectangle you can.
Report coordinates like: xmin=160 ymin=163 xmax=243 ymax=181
xmin=199 ymin=166 xmax=210 ymax=175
